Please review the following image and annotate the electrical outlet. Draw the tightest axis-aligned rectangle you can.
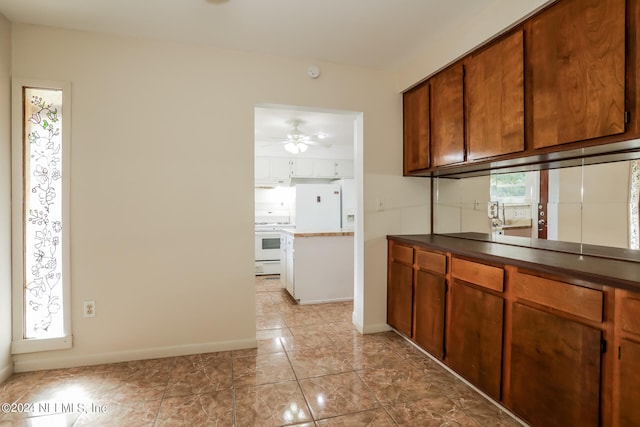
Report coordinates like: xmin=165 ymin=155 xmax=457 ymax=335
xmin=84 ymin=300 xmax=96 ymax=317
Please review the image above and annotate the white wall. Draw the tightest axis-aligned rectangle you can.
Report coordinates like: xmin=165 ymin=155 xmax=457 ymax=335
xmin=0 ymin=14 xmax=11 ymax=381
xmin=555 ymin=162 xmax=631 ymax=247
xmin=10 ymin=24 xmax=430 ymax=370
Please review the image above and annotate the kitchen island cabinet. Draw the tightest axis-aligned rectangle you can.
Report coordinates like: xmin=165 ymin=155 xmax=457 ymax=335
xmin=281 ymin=229 xmax=354 ymax=304
xmin=387 ymin=233 xmax=640 ymax=427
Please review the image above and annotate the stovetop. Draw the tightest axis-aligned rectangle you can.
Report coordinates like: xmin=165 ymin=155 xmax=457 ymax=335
xmin=255 ymin=223 xmax=295 ymax=232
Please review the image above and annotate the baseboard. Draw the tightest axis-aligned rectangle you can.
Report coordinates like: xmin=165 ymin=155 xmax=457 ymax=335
xmin=362 ymin=322 xmax=391 ymax=334
xmin=0 ymin=360 xmax=13 ymax=382
xmin=299 ymin=297 xmax=353 ymax=305
xmin=13 ymin=338 xmax=257 ymax=373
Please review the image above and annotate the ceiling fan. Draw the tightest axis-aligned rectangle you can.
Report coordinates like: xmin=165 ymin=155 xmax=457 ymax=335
xmin=274 ymin=118 xmax=329 ymax=154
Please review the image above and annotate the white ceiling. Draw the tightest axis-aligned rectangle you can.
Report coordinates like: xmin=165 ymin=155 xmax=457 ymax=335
xmin=0 ymin=0 xmax=494 ymax=70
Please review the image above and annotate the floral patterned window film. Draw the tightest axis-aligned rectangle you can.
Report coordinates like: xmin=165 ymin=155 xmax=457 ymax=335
xmin=22 ymin=87 xmax=65 ymax=339
xmin=631 ymin=159 xmax=640 ymax=250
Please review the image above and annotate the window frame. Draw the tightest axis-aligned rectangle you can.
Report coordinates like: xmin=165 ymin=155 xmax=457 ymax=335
xmin=11 ymin=79 xmax=72 ymax=354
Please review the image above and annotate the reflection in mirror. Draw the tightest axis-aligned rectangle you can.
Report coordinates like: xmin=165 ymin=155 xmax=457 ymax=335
xmin=433 ymin=159 xmax=640 ymax=252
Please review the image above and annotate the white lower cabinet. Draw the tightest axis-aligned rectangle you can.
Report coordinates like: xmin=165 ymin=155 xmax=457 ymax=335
xmin=282 ymin=232 xmax=354 ymax=304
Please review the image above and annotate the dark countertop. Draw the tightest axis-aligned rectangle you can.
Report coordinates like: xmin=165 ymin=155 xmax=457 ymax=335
xmin=387 ymin=233 xmax=640 ymax=293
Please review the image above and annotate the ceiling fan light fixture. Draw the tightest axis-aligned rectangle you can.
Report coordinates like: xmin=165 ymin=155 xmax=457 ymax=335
xmin=284 ymin=141 xmax=308 ymax=154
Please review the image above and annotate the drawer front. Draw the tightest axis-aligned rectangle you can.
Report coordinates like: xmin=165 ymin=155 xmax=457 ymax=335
xmin=391 ymin=243 xmax=413 ymax=265
xmin=621 ymin=295 xmax=640 ymax=336
xmin=513 ymin=271 xmax=603 ymax=323
xmin=416 ymin=249 xmax=447 ymax=275
xmin=451 ymin=257 xmax=504 ymax=292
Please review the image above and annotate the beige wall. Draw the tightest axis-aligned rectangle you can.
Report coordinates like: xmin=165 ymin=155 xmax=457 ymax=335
xmin=6 ymin=0 xmax=570 ymax=371
xmin=0 ymin=14 xmax=12 ymax=381
xmin=394 ymin=0 xmax=552 ymax=92
xmin=10 ymin=24 xmax=430 ymax=370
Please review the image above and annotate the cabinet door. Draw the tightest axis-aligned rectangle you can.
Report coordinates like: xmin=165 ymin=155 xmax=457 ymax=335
xmin=403 ymin=81 xmax=430 ymax=173
xmin=285 ymin=237 xmax=295 ymax=297
xmin=335 ymin=159 xmax=354 ymax=178
xmin=314 ymin=159 xmax=337 ymax=178
xmin=447 ymin=280 xmax=503 ymax=399
xmin=431 ymin=64 xmax=465 ymax=167
xmin=271 ymin=158 xmax=292 ymax=180
xmin=279 ymin=235 xmax=287 ymax=286
xmin=291 ymin=158 xmax=314 ymax=177
xmin=509 ymin=303 xmax=601 ymax=427
xmin=467 ymin=30 xmax=524 ymax=160
xmin=619 ymin=339 xmax=640 ymax=426
xmin=255 ymin=157 xmax=271 ymax=181
xmin=414 ymin=270 xmax=446 ymax=358
xmin=387 ymin=260 xmax=413 ymax=337
xmin=529 ymin=0 xmax=625 ymax=149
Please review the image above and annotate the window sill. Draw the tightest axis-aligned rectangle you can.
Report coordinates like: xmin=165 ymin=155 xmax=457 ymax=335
xmin=12 ymin=335 xmax=73 ymax=354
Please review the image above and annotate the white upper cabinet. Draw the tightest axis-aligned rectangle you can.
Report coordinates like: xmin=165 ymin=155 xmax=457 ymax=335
xmin=290 ymin=158 xmax=315 ymax=177
xmin=255 ymin=157 xmax=291 ymax=185
xmin=270 ymin=158 xmax=291 ymax=181
xmin=314 ymin=159 xmax=339 ymax=178
xmin=256 ymin=156 xmax=354 ymax=184
xmin=335 ymin=159 xmax=354 ymax=178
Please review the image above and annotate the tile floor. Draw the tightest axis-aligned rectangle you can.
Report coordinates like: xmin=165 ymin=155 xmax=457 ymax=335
xmin=0 ymin=275 xmax=524 ymax=426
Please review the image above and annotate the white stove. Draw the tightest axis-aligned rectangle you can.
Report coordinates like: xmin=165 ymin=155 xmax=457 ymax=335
xmin=254 ymin=211 xmax=294 ymax=275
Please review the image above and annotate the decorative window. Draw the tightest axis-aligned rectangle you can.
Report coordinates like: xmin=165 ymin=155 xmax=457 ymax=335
xmin=12 ymin=80 xmax=72 ymax=353
xmin=630 ymin=159 xmax=640 ymax=250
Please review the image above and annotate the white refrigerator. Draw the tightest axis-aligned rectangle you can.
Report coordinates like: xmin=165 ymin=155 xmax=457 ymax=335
xmin=294 ymin=184 xmax=342 ymax=230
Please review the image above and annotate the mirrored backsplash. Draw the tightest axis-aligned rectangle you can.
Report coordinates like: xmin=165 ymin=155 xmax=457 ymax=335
xmin=434 ymin=159 xmax=640 ymax=253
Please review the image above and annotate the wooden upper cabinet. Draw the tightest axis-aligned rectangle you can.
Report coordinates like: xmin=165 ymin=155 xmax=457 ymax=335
xmin=431 ymin=64 xmax=465 ymax=167
xmin=467 ymin=30 xmax=524 ymax=160
xmin=403 ymin=82 xmax=430 ymax=173
xmin=528 ymin=0 xmax=626 ymax=149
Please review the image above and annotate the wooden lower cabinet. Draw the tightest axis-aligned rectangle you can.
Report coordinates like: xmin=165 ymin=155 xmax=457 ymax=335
xmin=509 ymin=302 xmax=602 ymax=427
xmin=414 ymin=270 xmax=446 ymax=358
xmin=446 ymin=280 xmax=503 ymax=400
xmin=619 ymin=339 xmax=640 ymax=426
xmin=387 ymin=242 xmax=414 ymax=337
xmin=384 ymin=238 xmax=640 ymax=426
xmin=615 ymin=290 xmax=640 ymax=426
xmin=387 ymin=260 xmax=413 ymax=337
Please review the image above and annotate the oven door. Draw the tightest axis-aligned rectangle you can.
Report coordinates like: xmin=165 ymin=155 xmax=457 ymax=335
xmin=255 ymin=232 xmax=281 ymax=261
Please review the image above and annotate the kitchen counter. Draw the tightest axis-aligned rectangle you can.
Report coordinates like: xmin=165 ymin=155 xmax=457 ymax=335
xmin=281 ymin=229 xmax=354 ymax=237
xmin=281 ymin=229 xmax=354 ymax=304
xmin=387 ymin=233 xmax=640 ymax=292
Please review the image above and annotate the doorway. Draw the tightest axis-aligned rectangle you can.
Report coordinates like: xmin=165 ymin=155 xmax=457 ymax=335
xmin=253 ymin=104 xmax=362 ymax=327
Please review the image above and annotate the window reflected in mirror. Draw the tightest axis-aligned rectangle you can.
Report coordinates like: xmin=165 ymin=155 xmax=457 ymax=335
xmin=433 ymin=159 xmax=640 ymax=252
